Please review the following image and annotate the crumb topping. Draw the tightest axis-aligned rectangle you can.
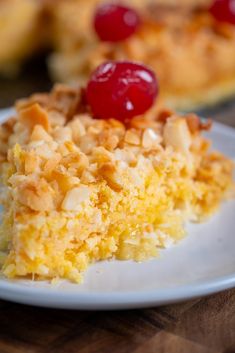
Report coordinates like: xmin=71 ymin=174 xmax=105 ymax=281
xmin=0 ymin=84 xmax=213 ymax=214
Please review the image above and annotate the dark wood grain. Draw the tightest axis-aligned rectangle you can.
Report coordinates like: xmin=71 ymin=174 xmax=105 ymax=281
xmin=0 ymin=61 xmax=235 ymax=353
xmin=170 ymin=290 xmax=235 ymax=352
xmin=0 ymin=291 xmax=234 ymax=353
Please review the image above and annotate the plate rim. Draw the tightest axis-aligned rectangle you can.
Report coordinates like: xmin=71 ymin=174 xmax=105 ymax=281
xmin=0 ymin=108 xmax=234 ymax=310
xmin=0 ymin=272 xmax=235 ymax=310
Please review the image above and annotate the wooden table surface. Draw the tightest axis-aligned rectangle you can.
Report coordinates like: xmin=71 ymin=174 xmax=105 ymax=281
xmin=0 ymin=58 xmax=234 ymax=353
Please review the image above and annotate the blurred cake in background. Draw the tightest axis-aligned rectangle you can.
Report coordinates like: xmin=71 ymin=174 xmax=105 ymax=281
xmin=0 ymin=0 xmax=213 ymax=78
xmin=0 ymin=0 xmax=46 ymax=76
xmin=1 ymin=0 xmax=235 ymax=111
xmin=48 ymin=0 xmax=235 ymax=110
xmin=0 ymin=0 xmax=150 ymax=77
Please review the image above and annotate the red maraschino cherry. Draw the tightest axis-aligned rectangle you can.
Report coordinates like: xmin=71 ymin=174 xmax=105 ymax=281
xmin=86 ymin=61 xmax=158 ymax=121
xmin=94 ymin=3 xmax=141 ymax=42
xmin=209 ymin=0 xmax=235 ymax=25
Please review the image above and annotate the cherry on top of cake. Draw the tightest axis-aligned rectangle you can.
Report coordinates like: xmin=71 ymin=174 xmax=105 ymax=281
xmin=94 ymin=3 xmax=141 ymax=42
xmin=209 ymin=0 xmax=235 ymax=25
xmin=86 ymin=61 xmax=158 ymax=122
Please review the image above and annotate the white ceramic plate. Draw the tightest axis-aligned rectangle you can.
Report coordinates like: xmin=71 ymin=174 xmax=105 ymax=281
xmin=0 ymin=108 xmax=234 ymax=310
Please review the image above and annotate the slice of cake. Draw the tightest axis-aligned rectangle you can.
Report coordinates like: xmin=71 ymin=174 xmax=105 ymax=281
xmin=0 ymin=61 xmax=234 ymax=283
xmin=49 ymin=0 xmax=235 ymax=110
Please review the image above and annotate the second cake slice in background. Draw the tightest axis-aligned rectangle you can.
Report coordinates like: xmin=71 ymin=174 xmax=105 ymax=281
xmin=48 ymin=0 xmax=235 ymax=110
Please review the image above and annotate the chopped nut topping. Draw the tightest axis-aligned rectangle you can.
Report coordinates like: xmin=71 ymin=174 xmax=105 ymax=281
xmin=68 ymin=118 xmax=86 ymax=142
xmin=24 ymin=153 xmax=40 ymax=175
xmin=16 ymin=93 xmax=50 ymax=111
xmin=142 ymin=128 xmax=162 ymax=148
xmin=50 ymin=84 xmax=81 ymax=119
xmin=30 ymin=125 xmax=53 ymax=142
xmin=31 ymin=142 xmax=58 ymax=159
xmin=187 ymin=114 xmax=212 ymax=134
xmin=17 ymin=178 xmax=55 ymax=212
xmin=99 ymin=163 xmax=123 ymax=191
xmin=19 ymin=103 xmax=50 ymax=131
xmin=62 ymin=185 xmax=91 ymax=211
xmin=51 ymin=169 xmax=80 ymax=193
xmin=43 ymin=153 xmax=61 ymax=176
xmin=60 ymin=152 xmax=89 ymax=175
xmin=53 ymin=126 xmax=72 ymax=143
xmin=157 ymin=109 xmax=174 ymax=123
xmin=124 ymin=129 xmax=141 ymax=145
xmin=0 ymin=84 xmax=218 ymax=217
xmin=79 ymin=134 xmax=98 ymax=154
xmin=92 ymin=147 xmax=114 ymax=166
xmin=48 ymin=110 xmax=66 ymax=127
xmin=163 ymin=117 xmax=192 ymax=153
xmin=98 ymin=130 xmax=120 ymax=151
